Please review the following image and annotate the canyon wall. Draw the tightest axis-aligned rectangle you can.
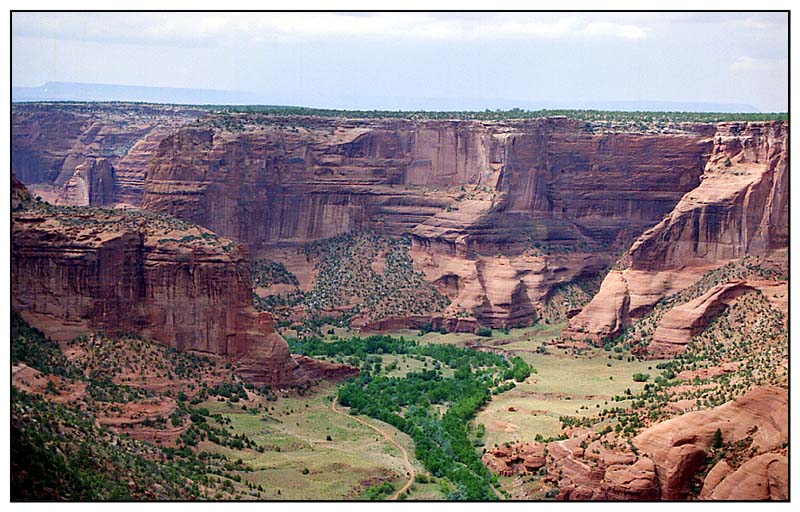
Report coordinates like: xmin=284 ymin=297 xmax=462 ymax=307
xmin=628 ymin=121 xmax=788 ymax=269
xmin=140 ymin=117 xmax=714 ymax=253
xmin=11 ymin=104 xmax=202 ymax=206
xmin=137 ymin=115 xmax=714 ymax=327
xmin=11 ymin=189 xmax=303 ymax=387
xmin=15 ymin=106 xmax=786 ymax=330
xmin=565 ymin=121 xmax=788 ymax=343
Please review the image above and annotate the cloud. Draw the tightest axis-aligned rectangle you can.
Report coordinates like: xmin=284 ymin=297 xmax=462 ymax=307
xmin=731 ymin=55 xmax=788 ymax=73
xmin=12 ymin=12 xmax=648 ymax=46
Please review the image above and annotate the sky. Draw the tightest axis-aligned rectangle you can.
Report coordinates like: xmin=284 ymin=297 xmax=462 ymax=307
xmin=11 ymin=11 xmax=789 ymax=111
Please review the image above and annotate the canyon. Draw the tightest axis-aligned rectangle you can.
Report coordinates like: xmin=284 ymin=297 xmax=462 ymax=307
xmin=11 ymin=103 xmax=789 ymax=501
xmin=16 ymin=104 xmax=770 ymax=331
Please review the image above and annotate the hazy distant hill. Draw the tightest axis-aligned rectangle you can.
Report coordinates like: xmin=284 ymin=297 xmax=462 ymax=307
xmin=12 ymin=81 xmax=264 ymax=105
xmin=12 ymin=81 xmax=761 ymax=113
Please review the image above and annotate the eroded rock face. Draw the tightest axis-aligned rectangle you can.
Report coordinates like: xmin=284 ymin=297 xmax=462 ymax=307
xmin=12 ymin=104 xmax=202 ymax=207
xmin=699 ymin=460 xmax=733 ymax=499
xmin=566 ymin=122 xmax=788 ymax=343
xmin=139 ymin=116 xmax=713 ymax=326
xmin=56 ymin=157 xmax=116 ymax=206
xmin=11 ymin=193 xmax=302 ymax=387
xmin=633 ymin=386 xmax=788 ymax=500
xmin=707 ymin=453 xmax=788 ymax=501
xmin=543 ymin=434 xmax=659 ymax=501
xmin=482 ymin=442 xmax=547 ymax=476
xmin=648 ymin=281 xmax=754 ymax=357
xmin=630 ymin=122 xmax=788 ymax=269
xmin=563 ymin=267 xmax=707 ymax=342
xmin=15 ymin=107 xmax=788 ymax=331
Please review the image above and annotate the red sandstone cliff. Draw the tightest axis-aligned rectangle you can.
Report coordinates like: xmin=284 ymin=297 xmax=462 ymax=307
xmin=141 ymin=117 xmax=712 ymax=252
xmin=14 ymin=107 xmax=787 ymax=331
xmin=628 ymin=121 xmax=787 ymax=269
xmin=139 ymin=116 xmax=714 ymax=327
xmin=565 ymin=121 xmax=788 ymax=343
xmin=12 ymin=104 xmax=202 ymax=207
xmin=11 ymin=191 xmax=304 ymax=387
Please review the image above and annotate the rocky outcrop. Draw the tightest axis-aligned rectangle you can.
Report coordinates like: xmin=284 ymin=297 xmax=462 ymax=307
xmin=11 ymin=193 xmax=304 ymax=387
xmin=566 ymin=121 xmax=788 ymax=343
xmin=698 ymin=460 xmax=733 ymax=499
xmin=706 ymin=452 xmax=788 ymax=500
xmin=649 ymin=281 xmax=754 ymax=357
xmin=563 ymin=267 xmax=706 ymax=342
xmin=12 ymin=173 xmax=31 ymax=206
xmin=487 ymin=387 xmax=789 ymax=501
xmin=411 ymin=248 xmax=612 ymax=328
xmin=11 ymin=103 xmax=201 ymax=207
xmin=56 ymin=157 xmax=115 ymax=206
xmin=542 ymin=434 xmax=659 ymax=501
xmin=633 ymin=386 xmax=788 ymax=500
xmin=482 ymin=442 xmax=546 ymax=476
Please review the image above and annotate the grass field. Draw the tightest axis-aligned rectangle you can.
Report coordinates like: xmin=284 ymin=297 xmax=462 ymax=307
xmin=476 ymin=341 xmax=667 ymax=447
xmin=197 ymin=383 xmax=444 ymax=500
xmin=242 ymin=321 xmax=667 ymax=499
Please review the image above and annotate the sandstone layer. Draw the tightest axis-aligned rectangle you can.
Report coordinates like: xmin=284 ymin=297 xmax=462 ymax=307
xmin=566 ymin=122 xmax=788 ymax=343
xmin=633 ymin=386 xmax=788 ymax=500
xmin=138 ymin=115 xmax=714 ymax=326
xmin=648 ymin=280 xmax=754 ymax=357
xmin=14 ymin=106 xmax=788 ymax=331
xmin=12 ymin=103 xmax=202 ymax=206
xmin=12 ymin=190 xmax=304 ymax=387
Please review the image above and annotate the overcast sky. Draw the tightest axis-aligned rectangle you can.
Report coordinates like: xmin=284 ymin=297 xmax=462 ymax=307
xmin=11 ymin=12 xmax=789 ymax=111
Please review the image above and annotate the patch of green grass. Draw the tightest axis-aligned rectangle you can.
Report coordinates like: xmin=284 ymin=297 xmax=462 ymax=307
xmin=476 ymin=342 xmax=665 ymax=448
xmin=197 ymin=384 xmax=427 ymax=500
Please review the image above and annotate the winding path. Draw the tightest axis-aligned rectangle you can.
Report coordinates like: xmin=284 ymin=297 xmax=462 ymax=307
xmin=331 ymin=396 xmax=415 ymax=500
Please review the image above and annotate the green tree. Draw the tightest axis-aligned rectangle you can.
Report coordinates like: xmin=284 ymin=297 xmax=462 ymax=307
xmin=712 ymin=428 xmax=724 ymax=449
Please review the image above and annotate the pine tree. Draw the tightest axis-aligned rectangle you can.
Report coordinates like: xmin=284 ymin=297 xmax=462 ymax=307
xmin=712 ymin=428 xmax=724 ymax=449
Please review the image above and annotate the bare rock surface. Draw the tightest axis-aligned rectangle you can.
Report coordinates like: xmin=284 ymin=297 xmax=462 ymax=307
xmin=12 ymin=187 xmax=307 ymax=387
xmin=649 ymin=280 xmax=754 ymax=357
xmin=708 ymin=453 xmax=788 ymax=500
xmin=566 ymin=121 xmax=787 ymax=343
xmin=633 ymin=386 xmax=788 ymax=500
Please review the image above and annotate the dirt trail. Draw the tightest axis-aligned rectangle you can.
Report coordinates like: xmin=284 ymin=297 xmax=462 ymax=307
xmin=331 ymin=396 xmax=415 ymax=500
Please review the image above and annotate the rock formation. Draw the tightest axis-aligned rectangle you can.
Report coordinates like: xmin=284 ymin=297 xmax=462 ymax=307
xmin=56 ymin=157 xmax=116 ymax=206
xmin=12 ymin=106 xmax=788 ymax=330
xmin=11 ymin=187 xmax=305 ymax=387
xmin=566 ymin=121 xmax=788 ymax=343
xmin=633 ymin=386 xmax=788 ymax=500
xmin=12 ymin=103 xmax=202 ymax=206
xmin=137 ymin=115 xmax=714 ymax=326
xmin=649 ymin=280 xmax=754 ymax=357
xmin=629 ymin=122 xmax=788 ymax=269
xmin=543 ymin=433 xmax=660 ymax=500
xmin=486 ymin=386 xmax=788 ymax=501
xmin=482 ymin=442 xmax=546 ymax=476
xmin=705 ymin=452 xmax=788 ymax=500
